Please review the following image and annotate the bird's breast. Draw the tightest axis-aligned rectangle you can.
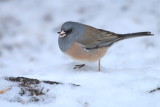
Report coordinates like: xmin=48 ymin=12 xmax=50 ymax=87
xmin=65 ymin=42 xmax=107 ymax=62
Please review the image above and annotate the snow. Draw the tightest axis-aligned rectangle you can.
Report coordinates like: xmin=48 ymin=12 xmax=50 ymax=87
xmin=0 ymin=0 xmax=160 ymax=107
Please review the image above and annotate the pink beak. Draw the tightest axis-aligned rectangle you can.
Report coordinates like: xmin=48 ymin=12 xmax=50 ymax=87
xmin=58 ymin=30 xmax=66 ymax=37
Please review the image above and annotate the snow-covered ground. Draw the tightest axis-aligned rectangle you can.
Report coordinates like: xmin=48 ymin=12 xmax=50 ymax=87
xmin=0 ymin=0 xmax=160 ymax=107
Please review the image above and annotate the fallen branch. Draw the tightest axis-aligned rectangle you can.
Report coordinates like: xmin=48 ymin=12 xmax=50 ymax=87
xmin=149 ymin=87 xmax=160 ymax=93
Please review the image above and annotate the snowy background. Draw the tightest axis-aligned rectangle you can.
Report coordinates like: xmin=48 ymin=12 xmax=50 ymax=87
xmin=0 ymin=0 xmax=160 ymax=106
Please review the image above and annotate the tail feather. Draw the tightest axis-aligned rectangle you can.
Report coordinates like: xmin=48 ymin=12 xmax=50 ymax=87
xmin=107 ymin=32 xmax=154 ymax=47
xmin=118 ymin=32 xmax=154 ymax=38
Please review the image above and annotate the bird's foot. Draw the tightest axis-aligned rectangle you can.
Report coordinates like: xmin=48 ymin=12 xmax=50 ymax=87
xmin=74 ymin=64 xmax=85 ymax=69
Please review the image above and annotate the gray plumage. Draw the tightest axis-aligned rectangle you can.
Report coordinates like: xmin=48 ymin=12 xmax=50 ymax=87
xmin=58 ymin=22 xmax=85 ymax=52
xmin=58 ymin=21 xmax=153 ymax=52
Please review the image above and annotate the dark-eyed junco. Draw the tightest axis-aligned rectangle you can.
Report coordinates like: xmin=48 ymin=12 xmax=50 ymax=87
xmin=58 ymin=21 xmax=153 ymax=71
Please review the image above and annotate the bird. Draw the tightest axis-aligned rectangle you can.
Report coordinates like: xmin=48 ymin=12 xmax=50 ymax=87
xmin=58 ymin=21 xmax=153 ymax=71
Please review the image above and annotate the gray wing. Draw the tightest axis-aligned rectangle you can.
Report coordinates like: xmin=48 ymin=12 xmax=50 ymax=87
xmin=77 ymin=26 xmax=121 ymax=50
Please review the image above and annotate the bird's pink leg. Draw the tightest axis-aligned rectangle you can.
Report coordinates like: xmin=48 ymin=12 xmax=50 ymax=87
xmin=98 ymin=59 xmax=101 ymax=71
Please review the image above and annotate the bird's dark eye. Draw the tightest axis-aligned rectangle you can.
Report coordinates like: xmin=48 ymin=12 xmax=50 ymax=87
xmin=65 ymin=29 xmax=72 ymax=34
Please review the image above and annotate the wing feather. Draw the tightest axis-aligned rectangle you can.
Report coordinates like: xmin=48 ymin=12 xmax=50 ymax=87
xmin=77 ymin=26 xmax=119 ymax=50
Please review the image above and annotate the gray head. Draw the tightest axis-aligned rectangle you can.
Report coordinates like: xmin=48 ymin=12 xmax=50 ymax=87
xmin=58 ymin=21 xmax=85 ymax=52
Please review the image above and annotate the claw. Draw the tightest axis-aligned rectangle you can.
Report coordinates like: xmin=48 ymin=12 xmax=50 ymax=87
xmin=74 ymin=64 xmax=85 ymax=69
